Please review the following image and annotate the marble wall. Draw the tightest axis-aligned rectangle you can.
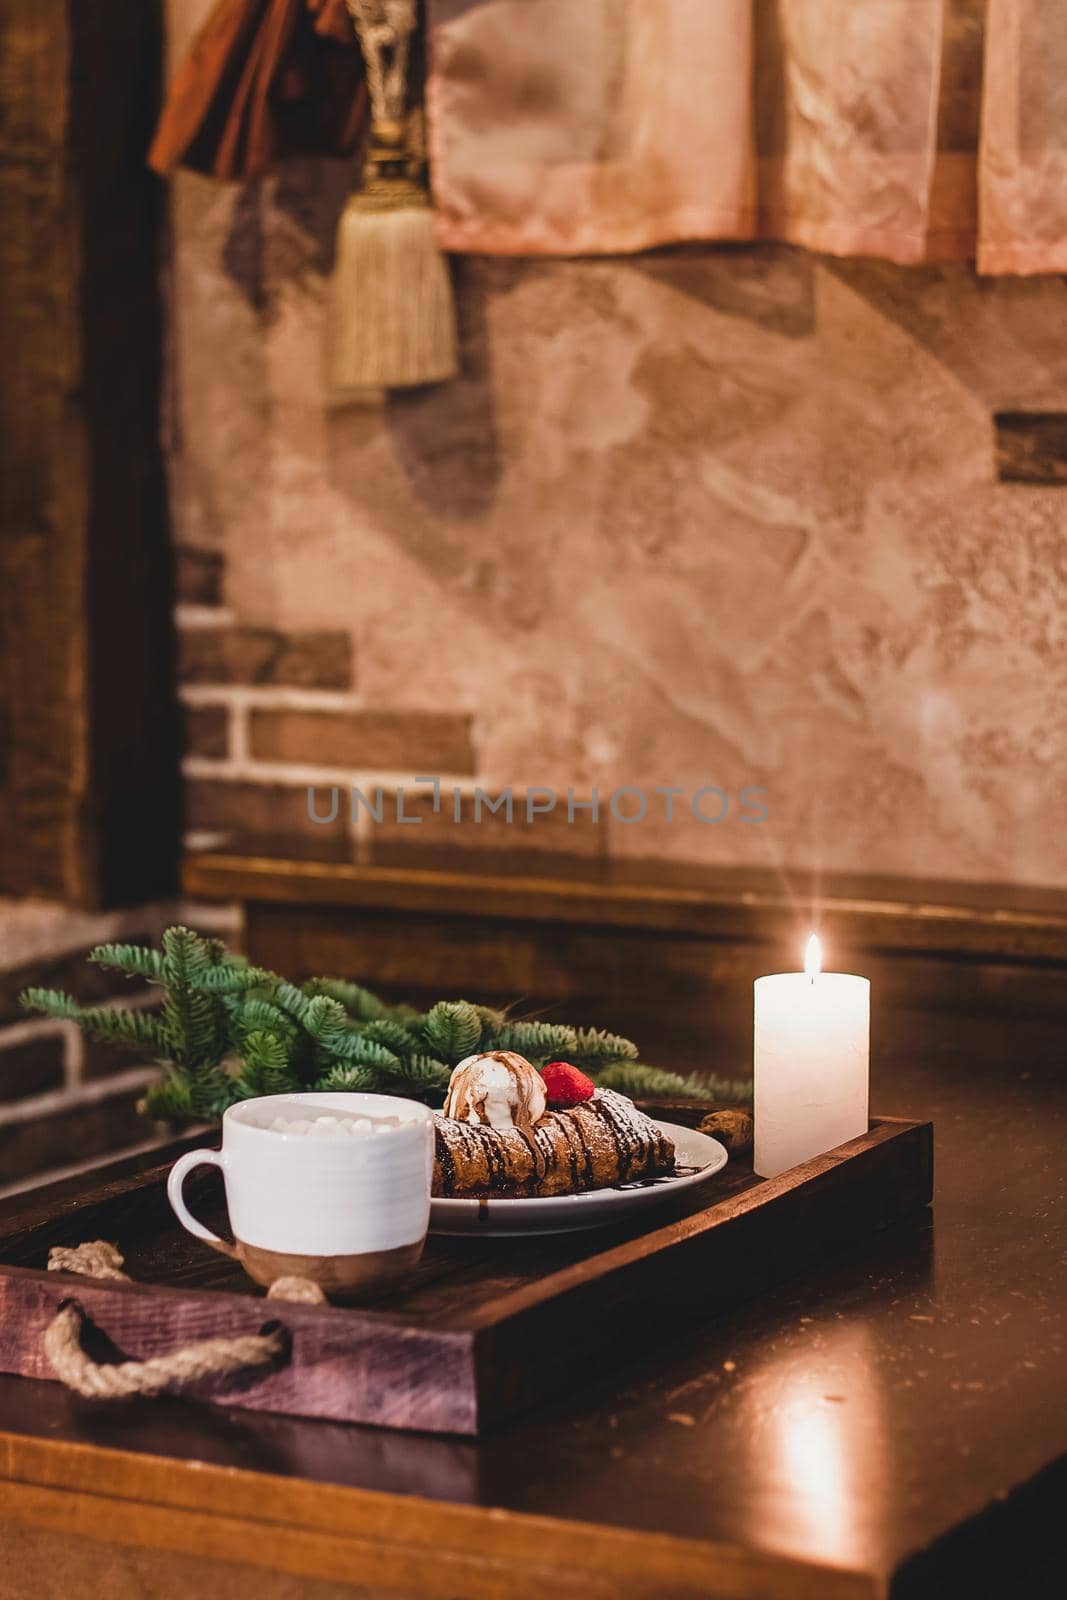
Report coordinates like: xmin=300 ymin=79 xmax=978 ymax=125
xmin=166 ymin=67 xmax=1067 ymax=890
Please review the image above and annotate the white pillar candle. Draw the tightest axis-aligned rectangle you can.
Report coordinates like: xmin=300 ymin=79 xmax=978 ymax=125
xmin=754 ymin=935 xmax=869 ymax=1179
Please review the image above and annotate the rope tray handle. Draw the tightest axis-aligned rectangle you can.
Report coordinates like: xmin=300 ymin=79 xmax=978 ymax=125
xmin=43 ymin=1240 xmax=323 ymax=1401
xmin=44 ymin=1301 xmax=286 ymax=1401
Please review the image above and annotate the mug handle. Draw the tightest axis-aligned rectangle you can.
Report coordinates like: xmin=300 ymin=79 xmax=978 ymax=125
xmin=166 ymin=1149 xmax=235 ymax=1258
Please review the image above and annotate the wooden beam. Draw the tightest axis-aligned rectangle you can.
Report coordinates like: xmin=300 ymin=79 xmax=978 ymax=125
xmin=0 ymin=1431 xmax=879 ymax=1600
xmin=0 ymin=0 xmax=177 ymax=905
xmin=183 ymin=846 xmax=1067 ymax=964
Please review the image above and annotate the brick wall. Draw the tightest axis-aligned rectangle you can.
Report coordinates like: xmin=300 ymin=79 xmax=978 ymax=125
xmin=175 ymin=543 xmax=607 ymax=857
xmin=0 ymin=899 xmax=240 ymax=1196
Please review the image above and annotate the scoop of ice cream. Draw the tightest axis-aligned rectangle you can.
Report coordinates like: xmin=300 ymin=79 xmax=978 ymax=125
xmin=442 ymin=1050 xmax=547 ymax=1133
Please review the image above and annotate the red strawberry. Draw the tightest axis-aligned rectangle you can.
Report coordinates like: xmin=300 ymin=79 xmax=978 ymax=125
xmin=540 ymin=1061 xmax=595 ymax=1109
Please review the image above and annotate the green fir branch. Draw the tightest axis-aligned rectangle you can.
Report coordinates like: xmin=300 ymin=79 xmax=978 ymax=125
xmin=141 ymin=1072 xmax=195 ymax=1121
xmin=380 ymin=1001 xmax=427 ymax=1027
xmin=87 ymin=944 xmax=167 ymax=982
xmin=20 ymin=988 xmax=80 ymax=1022
xmin=142 ymin=1063 xmax=232 ymax=1121
xmin=394 ymin=1055 xmax=451 ymax=1093
xmin=421 ymin=1000 xmax=483 ymax=1064
xmin=189 ymin=964 xmax=274 ymax=993
xmin=272 ymin=981 xmax=314 ymax=1026
xmin=571 ymin=1027 xmax=640 ymax=1068
xmin=231 ymin=1031 xmax=299 ymax=1099
xmin=20 ymin=989 xmax=171 ymax=1057
xmin=225 ymin=998 xmax=298 ymax=1040
xmin=185 ymin=1066 xmax=236 ymax=1118
xmin=488 ymin=1020 xmax=578 ymax=1066
xmin=359 ymin=1018 xmax=421 ymax=1056
xmin=595 ymin=1062 xmax=753 ymax=1105
xmin=159 ymin=927 xmax=227 ymax=1069
xmin=320 ymin=1034 xmax=401 ymax=1070
xmin=317 ymin=1062 xmax=384 ymax=1093
xmin=302 ymin=978 xmax=388 ymax=1021
xmin=160 ymin=926 xmax=213 ymax=986
xmin=303 ymin=996 xmax=401 ymax=1069
xmin=24 ymin=925 xmax=736 ymax=1127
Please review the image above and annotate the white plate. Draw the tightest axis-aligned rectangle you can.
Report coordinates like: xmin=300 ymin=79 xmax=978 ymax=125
xmin=429 ymin=1121 xmax=729 ymax=1236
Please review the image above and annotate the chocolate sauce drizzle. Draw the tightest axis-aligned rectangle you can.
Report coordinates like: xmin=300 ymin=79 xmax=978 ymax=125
xmin=432 ymin=1090 xmax=676 ymax=1199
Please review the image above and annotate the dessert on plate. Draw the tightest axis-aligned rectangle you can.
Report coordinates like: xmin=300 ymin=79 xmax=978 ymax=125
xmin=433 ymin=1051 xmax=676 ymax=1198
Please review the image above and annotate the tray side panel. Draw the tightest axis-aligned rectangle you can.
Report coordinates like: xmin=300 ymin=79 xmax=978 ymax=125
xmin=0 ymin=1269 xmax=478 ymax=1435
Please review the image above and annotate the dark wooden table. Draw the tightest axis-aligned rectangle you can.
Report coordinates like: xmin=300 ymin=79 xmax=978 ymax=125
xmin=0 ymin=964 xmax=1063 ymax=1598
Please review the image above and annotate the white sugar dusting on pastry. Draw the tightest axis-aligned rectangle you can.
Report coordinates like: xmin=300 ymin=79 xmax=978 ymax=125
xmin=433 ymin=1081 xmax=676 ymax=1198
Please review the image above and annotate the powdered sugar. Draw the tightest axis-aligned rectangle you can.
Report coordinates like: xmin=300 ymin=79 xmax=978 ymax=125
xmin=433 ymin=1085 xmax=675 ymax=1197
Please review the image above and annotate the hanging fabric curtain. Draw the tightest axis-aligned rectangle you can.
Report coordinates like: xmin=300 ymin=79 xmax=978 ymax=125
xmin=753 ymin=0 xmax=946 ymax=262
xmin=150 ymin=0 xmax=1067 ymax=275
xmin=426 ymin=0 xmax=756 ymax=255
xmin=149 ymin=0 xmax=366 ymax=181
xmin=424 ymin=0 xmax=1067 ymax=275
xmin=979 ymin=0 xmax=1067 ymax=273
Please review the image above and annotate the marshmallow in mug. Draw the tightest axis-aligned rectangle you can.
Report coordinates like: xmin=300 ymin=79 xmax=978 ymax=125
xmin=260 ymin=1111 xmax=404 ymax=1139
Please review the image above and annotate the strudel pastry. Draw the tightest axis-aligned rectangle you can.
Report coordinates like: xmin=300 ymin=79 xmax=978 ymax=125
xmin=433 ymin=1051 xmax=675 ymax=1198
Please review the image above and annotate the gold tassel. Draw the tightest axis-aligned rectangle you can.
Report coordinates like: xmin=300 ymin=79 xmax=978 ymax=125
xmin=328 ymin=121 xmax=456 ymax=393
xmin=329 ymin=5 xmax=457 ymax=394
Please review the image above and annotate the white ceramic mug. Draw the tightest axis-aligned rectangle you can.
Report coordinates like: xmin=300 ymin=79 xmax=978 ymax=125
xmin=167 ymin=1092 xmax=434 ymax=1300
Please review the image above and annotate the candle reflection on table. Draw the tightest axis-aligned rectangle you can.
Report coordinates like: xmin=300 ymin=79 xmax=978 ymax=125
xmin=731 ymin=1322 xmax=890 ymax=1573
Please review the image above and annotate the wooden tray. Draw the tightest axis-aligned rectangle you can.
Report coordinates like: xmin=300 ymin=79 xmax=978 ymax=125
xmin=0 ymin=1112 xmax=932 ymax=1436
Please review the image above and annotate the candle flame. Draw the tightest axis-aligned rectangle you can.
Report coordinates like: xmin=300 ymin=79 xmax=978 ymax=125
xmin=804 ymin=933 xmax=822 ymax=979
